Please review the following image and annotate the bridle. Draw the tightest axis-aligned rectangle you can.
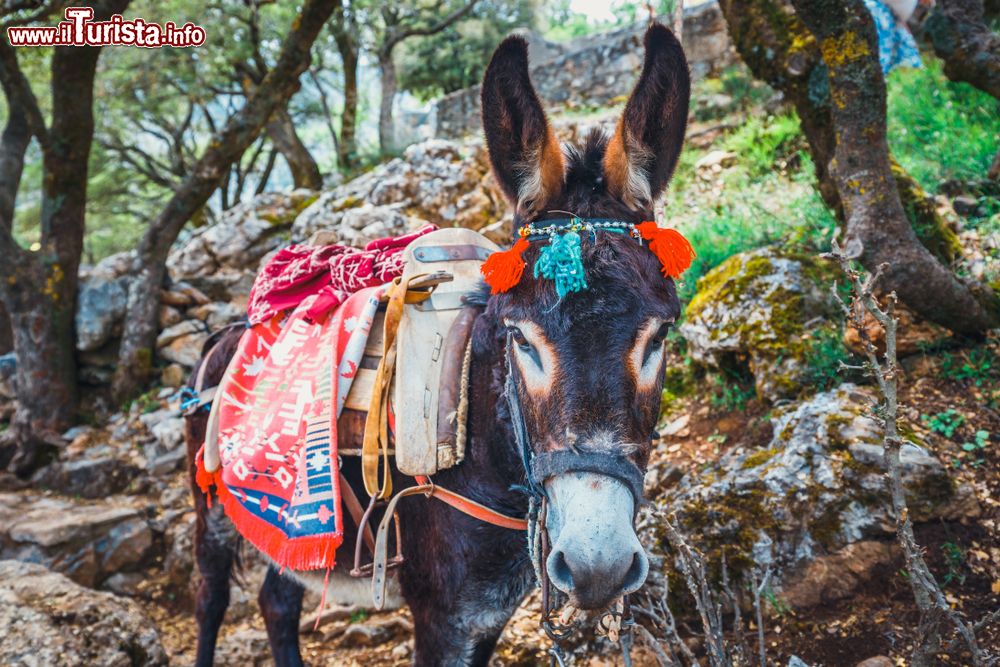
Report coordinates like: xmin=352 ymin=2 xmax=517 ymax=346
xmin=504 ymin=332 xmax=646 ymax=663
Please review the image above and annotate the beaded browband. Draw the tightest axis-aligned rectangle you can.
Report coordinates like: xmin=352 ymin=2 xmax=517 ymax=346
xmin=480 ymin=217 xmax=695 ymax=297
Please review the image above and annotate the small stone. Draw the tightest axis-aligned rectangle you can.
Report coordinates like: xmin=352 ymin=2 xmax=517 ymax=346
xmin=855 ymin=657 xmax=894 ymax=667
xmin=695 ymin=149 xmax=736 ymax=170
xmin=151 ymin=416 xmax=185 ymax=451
xmin=159 ymin=332 xmax=210 ymax=368
xmin=161 ymin=363 xmax=186 ymax=388
xmin=952 ymin=194 xmax=979 ymax=216
xmin=156 ymin=320 xmax=205 ymax=348
xmin=159 ymin=305 xmax=183 ymax=328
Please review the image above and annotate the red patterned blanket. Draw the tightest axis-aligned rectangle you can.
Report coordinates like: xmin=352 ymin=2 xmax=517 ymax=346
xmin=197 ymin=285 xmax=389 ymax=570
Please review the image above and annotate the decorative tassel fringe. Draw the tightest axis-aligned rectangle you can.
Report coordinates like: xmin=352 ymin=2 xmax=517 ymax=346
xmin=636 ymin=221 xmax=696 ymax=279
xmin=481 ymin=237 xmax=529 ymax=294
xmin=194 ymin=446 xmax=342 ymax=571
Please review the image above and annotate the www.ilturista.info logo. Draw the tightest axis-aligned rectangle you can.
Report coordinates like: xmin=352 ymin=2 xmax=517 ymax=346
xmin=7 ymin=7 xmax=205 ymax=48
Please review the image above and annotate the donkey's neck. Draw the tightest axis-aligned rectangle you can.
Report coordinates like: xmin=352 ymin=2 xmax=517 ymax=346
xmin=438 ymin=305 xmax=529 ymax=518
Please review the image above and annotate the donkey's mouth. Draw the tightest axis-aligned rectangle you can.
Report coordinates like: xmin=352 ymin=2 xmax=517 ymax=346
xmin=543 ymin=472 xmax=650 ymax=609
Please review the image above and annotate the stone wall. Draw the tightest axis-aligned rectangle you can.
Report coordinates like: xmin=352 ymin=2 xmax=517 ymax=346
xmin=433 ymin=1 xmax=735 ymax=139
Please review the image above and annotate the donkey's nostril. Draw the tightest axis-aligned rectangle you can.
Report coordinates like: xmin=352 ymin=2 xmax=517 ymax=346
xmin=548 ymin=549 xmax=576 ymax=592
xmin=622 ymin=548 xmax=649 ymax=594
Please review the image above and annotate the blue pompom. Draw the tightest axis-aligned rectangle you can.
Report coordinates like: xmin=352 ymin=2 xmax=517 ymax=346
xmin=534 ymin=231 xmax=587 ymax=298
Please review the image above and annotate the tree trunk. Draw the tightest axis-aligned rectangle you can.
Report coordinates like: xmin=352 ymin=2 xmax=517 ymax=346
xmin=112 ymin=0 xmax=342 ymax=403
xmin=925 ymin=0 xmax=1000 ymax=100
xmin=334 ymin=28 xmax=360 ymax=170
xmin=0 ymin=302 xmax=10 ymax=355
xmin=788 ymin=0 xmax=999 ymax=333
xmin=265 ymin=106 xmax=323 ymax=189
xmin=0 ymin=12 xmax=126 ymax=472
xmin=0 ymin=100 xmax=29 ymax=226
xmin=719 ymin=0 xmax=1000 ymax=333
xmin=378 ymin=46 xmax=398 ymax=156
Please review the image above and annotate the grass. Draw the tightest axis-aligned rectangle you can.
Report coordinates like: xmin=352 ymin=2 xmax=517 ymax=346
xmin=665 ymin=112 xmax=837 ymax=304
xmin=886 ymin=59 xmax=999 ymax=192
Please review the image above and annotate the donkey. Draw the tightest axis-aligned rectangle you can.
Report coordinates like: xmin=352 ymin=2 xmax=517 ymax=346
xmin=185 ymin=22 xmax=689 ymax=666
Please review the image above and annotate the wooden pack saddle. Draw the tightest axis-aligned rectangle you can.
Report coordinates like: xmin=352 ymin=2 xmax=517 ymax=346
xmin=339 ymin=227 xmax=498 ymax=481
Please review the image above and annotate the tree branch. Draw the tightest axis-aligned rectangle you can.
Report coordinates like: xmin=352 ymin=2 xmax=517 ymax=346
xmin=0 ymin=35 xmax=48 ymax=150
xmin=926 ymin=0 xmax=1000 ymax=100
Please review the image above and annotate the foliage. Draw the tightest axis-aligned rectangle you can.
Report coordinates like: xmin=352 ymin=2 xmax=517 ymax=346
xmin=886 ymin=59 xmax=999 ymax=192
xmin=397 ymin=0 xmax=539 ymax=101
xmin=955 ymin=430 xmax=991 ymax=469
xmin=939 ymin=541 xmax=966 ymax=587
xmin=709 ymin=370 xmax=756 ymax=412
xmin=941 ymin=346 xmax=995 ymax=387
xmin=921 ymin=409 xmax=966 ymax=439
xmin=803 ymin=326 xmax=850 ymax=392
xmin=543 ymin=0 xmax=676 ymax=41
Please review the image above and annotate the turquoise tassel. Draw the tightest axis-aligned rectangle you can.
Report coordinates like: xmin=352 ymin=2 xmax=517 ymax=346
xmin=534 ymin=231 xmax=587 ymax=298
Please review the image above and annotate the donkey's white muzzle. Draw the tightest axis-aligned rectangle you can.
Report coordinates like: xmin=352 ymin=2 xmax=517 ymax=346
xmin=543 ymin=472 xmax=649 ymax=609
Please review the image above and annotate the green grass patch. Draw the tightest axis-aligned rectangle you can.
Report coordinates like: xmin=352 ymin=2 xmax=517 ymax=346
xmin=886 ymin=59 xmax=999 ymax=191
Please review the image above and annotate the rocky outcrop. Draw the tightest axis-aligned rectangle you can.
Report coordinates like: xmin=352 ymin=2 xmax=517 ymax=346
xmin=658 ymin=384 xmax=980 ymax=607
xmin=0 ymin=492 xmax=154 ymax=587
xmin=0 ymin=559 xmax=167 ymax=667
xmin=292 ymin=140 xmax=502 ymax=242
xmin=433 ymin=2 xmax=735 ymax=139
xmin=679 ymin=246 xmax=841 ymax=402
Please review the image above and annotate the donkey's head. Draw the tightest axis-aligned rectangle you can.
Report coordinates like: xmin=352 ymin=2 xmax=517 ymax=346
xmin=480 ymin=23 xmax=690 ymax=610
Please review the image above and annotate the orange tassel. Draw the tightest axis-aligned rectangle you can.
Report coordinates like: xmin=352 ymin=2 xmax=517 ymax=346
xmin=481 ymin=236 xmax=530 ymax=294
xmin=636 ymin=221 xmax=695 ymax=279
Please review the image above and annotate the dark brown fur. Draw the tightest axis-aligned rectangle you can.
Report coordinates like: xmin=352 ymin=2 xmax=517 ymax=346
xmin=185 ymin=23 xmax=689 ymax=667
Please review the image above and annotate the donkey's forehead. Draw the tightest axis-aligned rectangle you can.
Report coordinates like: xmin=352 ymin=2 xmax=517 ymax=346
xmin=497 ymin=234 xmax=679 ymax=329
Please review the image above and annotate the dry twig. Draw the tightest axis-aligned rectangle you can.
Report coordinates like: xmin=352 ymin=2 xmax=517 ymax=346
xmin=825 ymin=241 xmax=997 ymax=666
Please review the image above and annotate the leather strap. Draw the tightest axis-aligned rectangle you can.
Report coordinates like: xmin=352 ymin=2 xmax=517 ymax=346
xmin=339 ymin=472 xmax=376 ymax=555
xmin=530 ymin=450 xmax=645 ymax=515
xmin=361 ymin=276 xmax=433 ymax=499
xmin=413 ymin=475 xmax=527 ymax=530
xmin=362 ymin=278 xmax=407 ymax=499
xmin=370 ymin=477 xmax=527 ymax=608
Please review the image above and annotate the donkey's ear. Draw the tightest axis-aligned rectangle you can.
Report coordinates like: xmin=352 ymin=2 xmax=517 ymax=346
xmin=604 ymin=23 xmax=690 ymax=210
xmin=481 ymin=36 xmax=564 ymax=216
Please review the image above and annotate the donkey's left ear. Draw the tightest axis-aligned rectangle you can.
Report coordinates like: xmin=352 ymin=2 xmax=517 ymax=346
xmin=604 ymin=23 xmax=690 ymax=210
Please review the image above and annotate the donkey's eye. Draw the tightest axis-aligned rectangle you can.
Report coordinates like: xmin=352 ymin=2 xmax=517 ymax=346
xmin=509 ymin=327 xmax=531 ymax=351
xmin=651 ymin=322 xmax=671 ymax=346
xmin=643 ymin=322 xmax=671 ymax=365
xmin=508 ymin=326 xmax=543 ymax=370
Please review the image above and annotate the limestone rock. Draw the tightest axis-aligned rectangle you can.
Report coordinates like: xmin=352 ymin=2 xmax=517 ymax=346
xmin=156 ymin=319 xmax=205 ymax=348
xmin=0 ymin=492 xmax=154 ymax=587
xmin=75 ymin=274 xmax=130 ymax=352
xmin=159 ymin=331 xmax=209 ymax=369
xmin=169 ymin=189 xmax=318 ymax=281
xmin=679 ymin=246 xmax=840 ymax=402
xmin=0 ymin=559 xmax=167 ymax=666
xmin=291 ymin=140 xmax=502 ymax=243
xmin=187 ymin=301 xmax=244 ymax=330
xmin=662 ymin=384 xmax=979 ymax=607
xmin=32 ymin=456 xmax=140 ymax=499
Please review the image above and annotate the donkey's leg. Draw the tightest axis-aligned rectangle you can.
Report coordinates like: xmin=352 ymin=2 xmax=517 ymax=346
xmin=407 ymin=546 xmax=534 ymax=666
xmin=258 ymin=565 xmax=305 ymax=667
xmin=193 ymin=504 xmax=237 ymax=667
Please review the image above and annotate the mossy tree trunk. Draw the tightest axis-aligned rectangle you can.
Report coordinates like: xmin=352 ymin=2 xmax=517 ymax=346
xmin=0 ymin=0 xmax=132 ymax=475
xmin=719 ymin=0 xmax=1000 ymax=334
xmin=925 ymin=0 xmax=1000 ymax=101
